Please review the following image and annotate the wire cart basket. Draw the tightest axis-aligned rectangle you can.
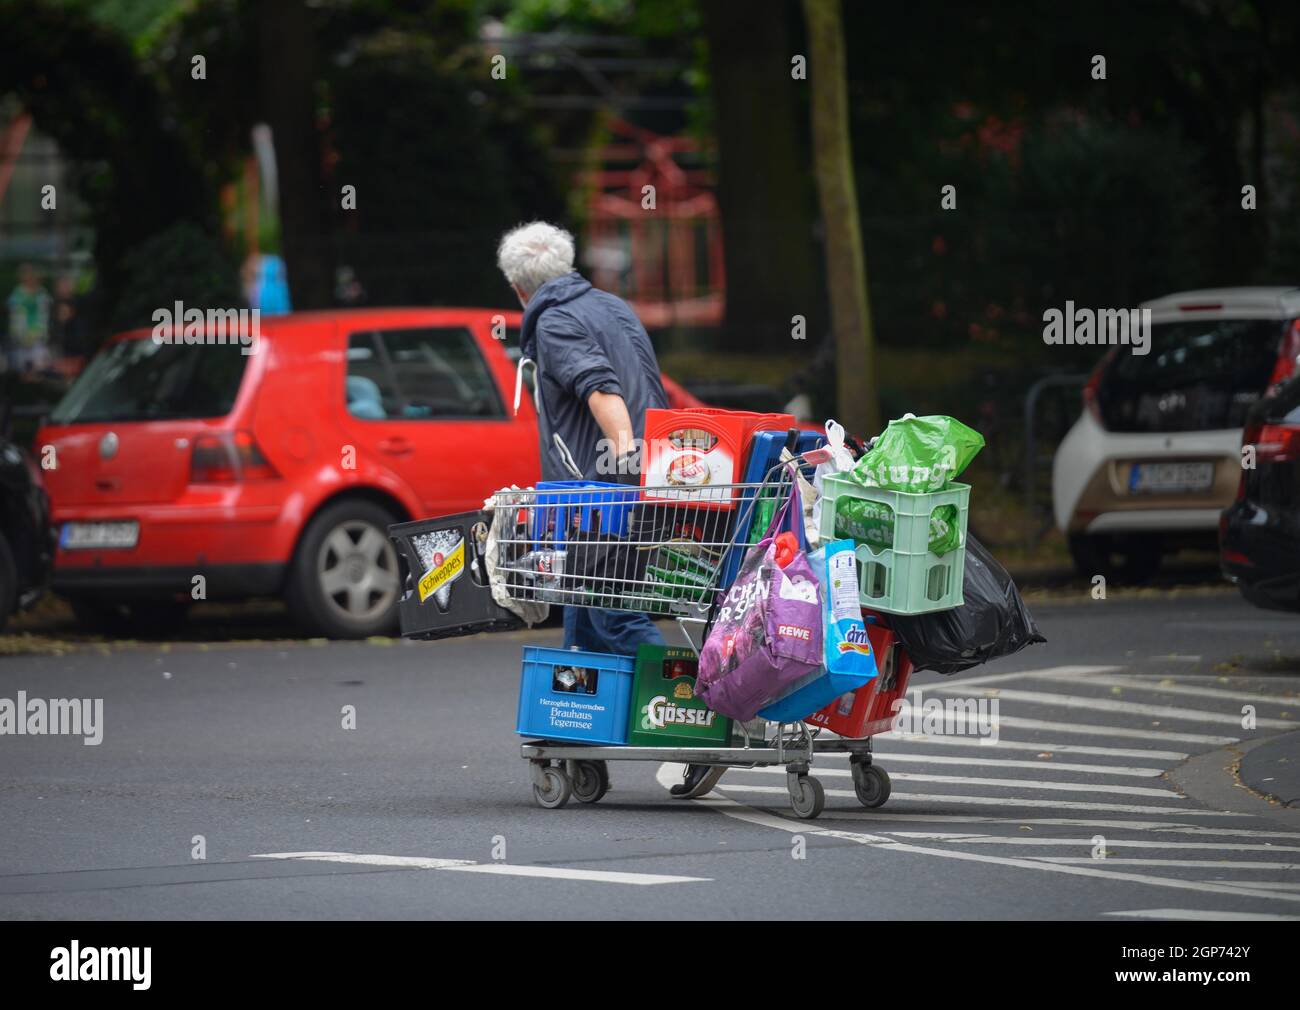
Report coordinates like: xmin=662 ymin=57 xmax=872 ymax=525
xmin=493 ymin=452 xmax=894 ymax=820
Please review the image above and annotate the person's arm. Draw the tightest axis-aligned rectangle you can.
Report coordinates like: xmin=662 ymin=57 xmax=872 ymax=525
xmin=587 ymin=390 xmax=635 ymax=456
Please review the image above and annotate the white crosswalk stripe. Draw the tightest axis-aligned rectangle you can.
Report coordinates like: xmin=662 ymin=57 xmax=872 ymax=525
xmin=739 ymin=764 xmax=1180 ymax=795
xmin=823 ymin=750 xmax=1168 ymax=777
xmin=880 ymin=732 xmax=1189 ymax=761
xmin=1024 ymin=672 xmax=1300 ymax=709
xmin=927 ymin=685 xmax=1296 ymax=728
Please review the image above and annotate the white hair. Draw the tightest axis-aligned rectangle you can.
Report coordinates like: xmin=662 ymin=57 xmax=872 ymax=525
xmin=496 ymin=221 xmax=575 ymax=296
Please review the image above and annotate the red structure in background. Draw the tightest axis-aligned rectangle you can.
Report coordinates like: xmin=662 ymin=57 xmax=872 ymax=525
xmin=580 ymin=118 xmax=724 ymax=328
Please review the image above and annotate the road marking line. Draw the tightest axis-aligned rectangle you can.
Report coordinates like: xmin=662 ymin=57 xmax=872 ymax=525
xmin=878 ymin=733 xmax=1189 ymax=761
xmin=659 ymin=778 xmax=1300 ymax=905
xmin=1032 ymin=672 xmax=1300 ymax=708
xmin=940 ymin=665 xmax=1121 ymax=688
xmin=732 ymin=766 xmax=1181 ymax=797
xmin=251 ymin=852 xmax=473 ymax=870
xmin=251 ymin=851 xmax=708 ymax=885
xmin=930 ymin=686 xmax=1294 ymax=728
xmin=714 ymin=782 xmax=1238 ymax=815
xmin=1105 ymin=908 xmax=1300 ymax=921
xmin=808 ymin=813 xmax=1300 ymax=838
xmin=442 ymin=864 xmax=709 ymax=886
xmin=810 ymin=751 xmax=1167 ymax=778
xmin=1215 ymin=881 xmax=1300 ymax=892
xmin=981 ymin=716 xmax=1236 ymax=745
xmin=881 ymin=833 xmax=1300 ymax=853
xmin=1031 ymin=857 xmax=1300 ymax=869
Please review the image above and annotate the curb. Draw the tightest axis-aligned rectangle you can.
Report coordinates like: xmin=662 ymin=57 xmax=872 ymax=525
xmin=1167 ymin=731 xmax=1300 ymax=829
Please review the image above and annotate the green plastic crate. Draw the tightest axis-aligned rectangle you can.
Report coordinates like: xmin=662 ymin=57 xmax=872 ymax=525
xmin=819 ymin=474 xmax=970 ymax=614
xmin=627 ymin=645 xmax=731 ymax=747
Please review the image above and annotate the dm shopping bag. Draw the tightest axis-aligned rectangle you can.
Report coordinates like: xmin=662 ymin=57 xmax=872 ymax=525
xmin=758 ymin=538 xmax=877 ymax=722
xmin=696 ymin=473 xmax=823 ymax=721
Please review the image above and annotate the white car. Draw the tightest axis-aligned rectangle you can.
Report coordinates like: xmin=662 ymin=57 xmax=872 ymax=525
xmin=1052 ymin=287 xmax=1300 ymax=581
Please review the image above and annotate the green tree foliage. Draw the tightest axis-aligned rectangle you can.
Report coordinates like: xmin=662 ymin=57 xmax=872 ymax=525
xmin=110 ymin=220 xmax=243 ymax=330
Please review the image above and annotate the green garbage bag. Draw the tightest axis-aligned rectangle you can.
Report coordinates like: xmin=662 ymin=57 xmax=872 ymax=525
xmin=853 ymin=414 xmax=985 ymax=493
xmin=834 ymin=497 xmax=964 ymax=557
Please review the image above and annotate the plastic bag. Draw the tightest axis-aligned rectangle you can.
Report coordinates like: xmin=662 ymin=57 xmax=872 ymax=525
xmin=887 ymin=534 xmax=1045 ymax=675
xmin=757 ymin=540 xmax=876 ymax=722
xmin=853 ymin=414 xmax=984 ymax=493
xmin=833 ymin=497 xmax=963 ymax=557
xmin=812 ymin=419 xmax=856 ymax=531
xmin=697 ymin=476 xmax=823 ymax=721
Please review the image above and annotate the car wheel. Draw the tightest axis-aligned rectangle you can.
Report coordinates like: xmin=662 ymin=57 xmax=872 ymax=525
xmin=68 ymin=597 xmax=191 ymax=637
xmin=0 ymin=535 xmax=16 ymax=633
xmin=286 ymin=499 xmax=401 ymax=639
xmin=1068 ymin=533 xmax=1161 ymax=585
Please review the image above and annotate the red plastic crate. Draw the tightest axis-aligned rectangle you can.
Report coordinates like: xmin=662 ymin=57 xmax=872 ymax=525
xmin=804 ymin=619 xmax=913 ymax=738
xmin=641 ymin=408 xmax=795 ymax=509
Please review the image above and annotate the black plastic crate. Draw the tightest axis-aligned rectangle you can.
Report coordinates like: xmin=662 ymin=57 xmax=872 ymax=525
xmin=389 ymin=510 xmax=523 ymax=641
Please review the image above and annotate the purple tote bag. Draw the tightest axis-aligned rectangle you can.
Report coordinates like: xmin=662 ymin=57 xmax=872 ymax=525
xmin=696 ymin=474 xmax=823 ymax=721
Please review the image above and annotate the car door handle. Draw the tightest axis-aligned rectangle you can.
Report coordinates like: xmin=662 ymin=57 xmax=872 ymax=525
xmin=378 ymin=437 xmax=415 ymax=457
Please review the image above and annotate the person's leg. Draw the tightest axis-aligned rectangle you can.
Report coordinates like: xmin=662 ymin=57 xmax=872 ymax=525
xmin=562 ymin=606 xmax=605 ymax=653
xmin=587 ymin=608 xmax=664 ymax=657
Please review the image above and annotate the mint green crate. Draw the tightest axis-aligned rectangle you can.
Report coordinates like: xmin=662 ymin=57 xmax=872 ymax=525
xmin=819 ymin=474 xmax=970 ymax=614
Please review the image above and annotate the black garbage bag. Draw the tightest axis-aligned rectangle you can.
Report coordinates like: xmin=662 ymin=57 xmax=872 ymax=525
xmin=888 ymin=534 xmax=1045 ymax=675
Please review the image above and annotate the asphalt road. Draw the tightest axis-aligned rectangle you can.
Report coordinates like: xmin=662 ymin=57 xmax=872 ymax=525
xmin=2 ymin=590 xmax=1299 ymax=920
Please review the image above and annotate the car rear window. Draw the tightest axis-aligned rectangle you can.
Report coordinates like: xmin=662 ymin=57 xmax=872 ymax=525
xmin=1097 ymin=318 xmax=1285 ymax=433
xmin=49 ymin=338 xmax=248 ymax=424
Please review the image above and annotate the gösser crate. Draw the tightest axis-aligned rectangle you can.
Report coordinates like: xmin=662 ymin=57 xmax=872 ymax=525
xmin=626 ymin=644 xmax=731 ymax=747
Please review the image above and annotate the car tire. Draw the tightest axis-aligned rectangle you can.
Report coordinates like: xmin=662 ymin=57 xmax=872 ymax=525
xmin=1068 ymin=533 xmax=1162 ymax=585
xmin=68 ymin=596 xmax=191 ymax=637
xmin=0 ymin=535 xmax=16 ymax=633
xmin=285 ymin=499 xmax=402 ymax=639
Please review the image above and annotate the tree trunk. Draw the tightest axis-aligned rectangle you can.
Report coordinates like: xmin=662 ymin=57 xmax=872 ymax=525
xmin=801 ymin=0 xmax=878 ymax=437
xmin=256 ymin=0 xmax=334 ymax=309
xmin=702 ymin=0 xmax=823 ymax=353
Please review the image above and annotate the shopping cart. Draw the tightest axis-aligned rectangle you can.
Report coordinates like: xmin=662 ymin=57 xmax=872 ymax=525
xmin=492 ymin=452 xmax=901 ymax=820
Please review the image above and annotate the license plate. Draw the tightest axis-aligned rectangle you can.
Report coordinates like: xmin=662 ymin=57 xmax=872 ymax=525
xmin=61 ymin=521 xmax=140 ymax=550
xmin=1128 ymin=461 xmax=1215 ymax=495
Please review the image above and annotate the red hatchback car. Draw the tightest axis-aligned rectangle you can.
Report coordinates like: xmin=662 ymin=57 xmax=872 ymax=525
xmin=36 ymin=307 xmax=700 ymax=637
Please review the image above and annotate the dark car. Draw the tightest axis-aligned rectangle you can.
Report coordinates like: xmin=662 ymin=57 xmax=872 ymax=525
xmin=1221 ymin=370 xmax=1300 ymax=611
xmin=0 ymin=430 xmax=54 ymax=631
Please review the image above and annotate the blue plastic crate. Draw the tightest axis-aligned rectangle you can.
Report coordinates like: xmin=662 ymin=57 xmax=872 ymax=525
xmin=529 ymin=480 xmax=638 ymax=548
xmin=516 ymin=646 xmax=637 ymax=744
xmin=717 ymin=429 xmax=825 ymax=589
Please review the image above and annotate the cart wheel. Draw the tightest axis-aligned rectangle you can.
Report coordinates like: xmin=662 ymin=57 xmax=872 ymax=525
xmin=532 ymin=766 xmax=572 ymax=809
xmin=853 ymin=764 xmax=891 ymax=808
xmin=789 ymin=775 xmax=825 ymax=819
xmin=571 ymin=760 xmax=610 ymax=804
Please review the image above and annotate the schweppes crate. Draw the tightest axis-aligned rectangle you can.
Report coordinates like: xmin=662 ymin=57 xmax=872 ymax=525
xmin=389 ymin=510 xmax=522 ymax=641
xmin=626 ymin=644 xmax=731 ymax=747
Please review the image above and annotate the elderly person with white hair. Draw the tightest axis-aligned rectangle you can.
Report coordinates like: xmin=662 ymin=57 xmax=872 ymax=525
xmin=497 ymin=220 xmax=667 ymax=658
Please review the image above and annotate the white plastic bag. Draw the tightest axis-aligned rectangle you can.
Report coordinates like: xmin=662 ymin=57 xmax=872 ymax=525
xmin=810 ymin=419 xmax=856 ymax=535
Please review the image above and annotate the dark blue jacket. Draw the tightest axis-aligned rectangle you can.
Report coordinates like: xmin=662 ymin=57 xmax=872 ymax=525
xmin=520 ymin=272 xmax=667 ymax=482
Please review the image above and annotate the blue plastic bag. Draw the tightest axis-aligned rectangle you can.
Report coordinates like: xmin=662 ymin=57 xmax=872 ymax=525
xmin=757 ymin=540 xmax=877 ymax=722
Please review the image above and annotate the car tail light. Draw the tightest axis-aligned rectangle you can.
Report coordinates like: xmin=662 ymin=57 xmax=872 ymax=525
xmin=189 ymin=431 xmax=279 ymax=483
xmin=1082 ymin=349 xmax=1116 ymax=427
xmin=1267 ymin=319 xmax=1300 ymax=391
xmin=1252 ymin=423 xmax=1300 ymax=464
